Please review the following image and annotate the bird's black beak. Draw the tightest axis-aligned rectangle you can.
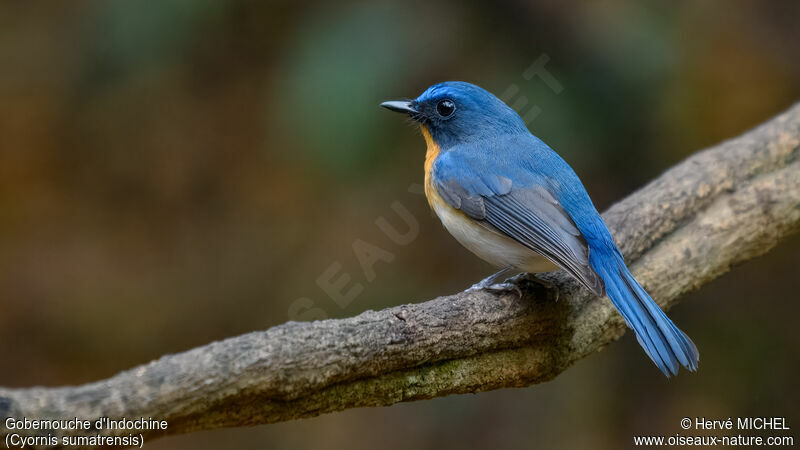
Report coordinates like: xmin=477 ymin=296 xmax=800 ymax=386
xmin=380 ymin=100 xmax=416 ymax=114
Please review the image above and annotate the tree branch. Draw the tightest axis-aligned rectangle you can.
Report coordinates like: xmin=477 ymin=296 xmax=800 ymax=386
xmin=2 ymin=103 xmax=800 ymax=448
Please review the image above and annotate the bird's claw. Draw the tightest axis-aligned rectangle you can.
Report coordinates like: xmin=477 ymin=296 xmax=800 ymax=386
xmin=468 ymin=277 xmax=522 ymax=298
xmin=486 ymin=282 xmax=522 ymax=298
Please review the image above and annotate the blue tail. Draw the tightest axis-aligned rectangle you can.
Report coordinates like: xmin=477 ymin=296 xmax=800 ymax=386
xmin=592 ymin=251 xmax=699 ymax=377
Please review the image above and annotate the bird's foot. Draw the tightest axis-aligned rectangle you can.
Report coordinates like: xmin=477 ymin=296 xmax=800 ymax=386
xmin=484 ymin=281 xmax=523 ymax=298
xmin=468 ymin=268 xmax=522 ymax=298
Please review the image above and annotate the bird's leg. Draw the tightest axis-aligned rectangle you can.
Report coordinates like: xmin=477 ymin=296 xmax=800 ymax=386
xmin=468 ymin=267 xmax=522 ymax=297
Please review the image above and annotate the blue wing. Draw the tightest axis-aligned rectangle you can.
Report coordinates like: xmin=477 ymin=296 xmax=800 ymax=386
xmin=432 ymin=134 xmax=604 ymax=295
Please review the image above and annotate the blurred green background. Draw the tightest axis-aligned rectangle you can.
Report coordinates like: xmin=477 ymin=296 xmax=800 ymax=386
xmin=1 ymin=1 xmax=799 ymax=449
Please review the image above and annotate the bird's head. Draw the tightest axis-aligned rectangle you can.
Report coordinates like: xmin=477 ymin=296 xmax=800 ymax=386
xmin=381 ymin=81 xmax=528 ymax=149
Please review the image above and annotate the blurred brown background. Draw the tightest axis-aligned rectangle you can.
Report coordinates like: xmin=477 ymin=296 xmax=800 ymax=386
xmin=1 ymin=1 xmax=799 ymax=449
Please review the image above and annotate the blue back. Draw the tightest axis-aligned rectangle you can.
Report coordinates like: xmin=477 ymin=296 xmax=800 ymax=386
xmin=431 ymin=124 xmax=617 ymax=256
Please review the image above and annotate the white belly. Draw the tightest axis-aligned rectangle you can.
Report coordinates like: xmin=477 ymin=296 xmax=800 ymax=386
xmin=431 ymin=199 xmax=558 ymax=273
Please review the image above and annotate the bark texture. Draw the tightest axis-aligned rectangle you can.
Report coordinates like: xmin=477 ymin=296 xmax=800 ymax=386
xmin=2 ymin=103 xmax=800 ymax=449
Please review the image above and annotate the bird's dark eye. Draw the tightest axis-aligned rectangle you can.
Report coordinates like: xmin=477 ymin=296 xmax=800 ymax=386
xmin=436 ymin=99 xmax=456 ymax=118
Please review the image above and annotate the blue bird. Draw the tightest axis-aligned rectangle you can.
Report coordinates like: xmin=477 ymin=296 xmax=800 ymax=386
xmin=381 ymin=81 xmax=698 ymax=376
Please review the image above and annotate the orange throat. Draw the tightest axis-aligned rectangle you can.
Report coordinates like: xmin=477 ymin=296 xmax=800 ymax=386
xmin=421 ymin=125 xmax=441 ymax=209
